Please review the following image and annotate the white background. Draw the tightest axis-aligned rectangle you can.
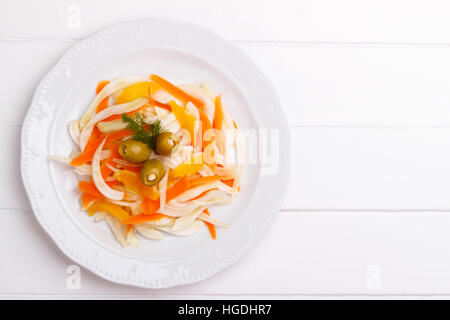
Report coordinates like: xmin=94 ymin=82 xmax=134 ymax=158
xmin=2 ymin=0 xmax=450 ymax=298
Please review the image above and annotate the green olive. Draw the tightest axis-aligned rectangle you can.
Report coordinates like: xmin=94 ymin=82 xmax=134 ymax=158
xmin=155 ymin=131 xmax=178 ymax=156
xmin=140 ymin=159 xmax=166 ymax=186
xmin=118 ymin=139 xmax=151 ymax=164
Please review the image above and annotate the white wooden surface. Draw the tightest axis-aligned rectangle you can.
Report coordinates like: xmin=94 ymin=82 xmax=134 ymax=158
xmin=3 ymin=0 xmax=450 ymax=298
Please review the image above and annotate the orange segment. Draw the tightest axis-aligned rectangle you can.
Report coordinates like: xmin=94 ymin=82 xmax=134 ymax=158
xmin=114 ymin=170 xmax=159 ymax=200
xmin=87 ymin=200 xmax=129 ymax=220
xmin=115 ymin=82 xmax=151 ymax=104
xmin=169 ymin=100 xmax=196 ymax=145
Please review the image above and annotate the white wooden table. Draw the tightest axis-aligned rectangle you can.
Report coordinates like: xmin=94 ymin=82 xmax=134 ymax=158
xmin=3 ymin=0 xmax=450 ymax=299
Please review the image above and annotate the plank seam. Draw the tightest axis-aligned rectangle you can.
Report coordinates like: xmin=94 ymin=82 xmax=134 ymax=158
xmin=3 ymin=37 xmax=450 ymax=48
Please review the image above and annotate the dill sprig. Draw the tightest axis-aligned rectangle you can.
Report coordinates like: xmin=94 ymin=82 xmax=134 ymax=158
xmin=121 ymin=113 xmax=162 ymax=150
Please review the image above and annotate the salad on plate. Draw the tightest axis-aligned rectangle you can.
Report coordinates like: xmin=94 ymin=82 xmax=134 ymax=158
xmin=51 ymin=74 xmax=244 ymax=247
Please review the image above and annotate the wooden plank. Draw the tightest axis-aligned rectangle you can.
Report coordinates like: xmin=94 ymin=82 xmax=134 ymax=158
xmin=286 ymin=127 xmax=450 ymax=210
xmin=6 ymin=125 xmax=450 ymax=210
xmin=2 ymin=0 xmax=450 ymax=43
xmin=0 ymin=41 xmax=71 ymax=126
xmin=3 ymin=209 xmax=450 ymax=295
xmin=3 ymin=41 xmax=450 ymax=127
xmin=243 ymin=44 xmax=450 ymax=126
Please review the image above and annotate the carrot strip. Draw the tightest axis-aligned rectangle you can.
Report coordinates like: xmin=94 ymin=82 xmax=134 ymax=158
xmin=80 ymin=193 xmax=101 ymax=209
xmin=150 ymin=74 xmax=204 ymax=108
xmin=100 ymin=161 xmax=112 ymax=179
xmin=99 ymin=143 xmax=120 ymax=177
xmin=107 ymin=143 xmax=120 ymax=158
xmin=99 ymin=135 xmax=127 ymax=179
xmin=166 ymin=176 xmax=190 ymax=202
xmin=121 ymin=213 xmax=167 ymax=225
xmin=101 ymin=105 xmax=149 ymax=123
xmin=105 ymin=129 xmax=134 ymax=147
xmin=203 ymin=209 xmax=216 ymax=239
xmin=78 ymin=180 xmax=103 ymax=198
xmin=70 ymin=127 xmax=104 ymax=166
xmin=126 ymin=224 xmax=133 ymax=234
xmin=141 ymin=198 xmax=160 ymax=215
xmin=148 ymin=97 xmax=172 ymax=111
xmin=102 ymin=114 xmax=122 ymax=122
xmin=131 ymin=177 xmax=190 ymax=217
xmin=191 ymin=189 xmax=214 ymax=201
xmin=188 ymin=175 xmax=227 ymax=187
xmin=118 ymin=165 xmax=142 ymax=173
xmin=106 ymin=180 xmax=119 ymax=188
xmin=199 ymin=110 xmax=212 ymax=137
xmin=221 ymin=179 xmax=234 ymax=188
xmin=213 ymin=95 xmax=224 ymax=130
xmin=199 ymin=109 xmax=213 ymax=150
xmin=96 ymin=80 xmax=109 ymax=95
xmin=95 ymin=80 xmax=110 ymax=113
xmin=127 ymin=103 xmax=151 ymax=116
xmin=78 ymin=180 xmax=117 ymax=197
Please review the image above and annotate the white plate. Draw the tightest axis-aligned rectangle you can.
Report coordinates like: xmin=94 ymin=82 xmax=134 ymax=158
xmin=20 ymin=18 xmax=289 ymax=288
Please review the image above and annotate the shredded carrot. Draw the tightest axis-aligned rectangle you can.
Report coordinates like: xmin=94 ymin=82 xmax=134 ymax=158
xmin=213 ymin=95 xmax=224 ymax=130
xmin=99 ymin=140 xmax=123 ymax=179
xmin=141 ymin=198 xmax=160 ymax=215
xmin=107 ymin=180 xmax=119 ymax=188
xmin=100 ymin=161 xmax=112 ymax=179
xmin=105 ymin=129 xmax=134 ymax=147
xmin=148 ymin=96 xmax=171 ymax=111
xmin=78 ymin=180 xmax=117 ymax=197
xmin=126 ymin=224 xmax=133 ymax=234
xmin=188 ymin=175 xmax=227 ymax=187
xmin=141 ymin=185 xmax=159 ymax=201
xmin=95 ymin=80 xmax=110 ymax=113
xmin=78 ymin=180 xmax=103 ymax=198
xmin=96 ymin=80 xmax=109 ymax=95
xmin=150 ymin=74 xmax=204 ymax=108
xmin=191 ymin=189 xmax=214 ymax=201
xmin=203 ymin=209 xmax=216 ymax=239
xmin=119 ymin=165 xmax=142 ymax=173
xmin=199 ymin=110 xmax=212 ymax=137
xmin=121 ymin=213 xmax=167 ymax=225
xmin=80 ymin=193 xmax=101 ymax=209
xmin=127 ymin=103 xmax=151 ymax=116
xmin=102 ymin=114 xmax=122 ymax=122
xmin=222 ymin=179 xmax=234 ymax=188
xmin=101 ymin=105 xmax=149 ymax=122
xmin=136 ymin=177 xmax=189 ymax=215
xmin=199 ymin=109 xmax=213 ymax=151
xmin=107 ymin=142 xmax=120 ymax=158
xmin=70 ymin=127 xmax=104 ymax=166
xmin=166 ymin=176 xmax=190 ymax=202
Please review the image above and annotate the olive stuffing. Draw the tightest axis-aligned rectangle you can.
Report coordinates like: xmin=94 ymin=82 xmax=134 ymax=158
xmin=140 ymin=159 xmax=166 ymax=186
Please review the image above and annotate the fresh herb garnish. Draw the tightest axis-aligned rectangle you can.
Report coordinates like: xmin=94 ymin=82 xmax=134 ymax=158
xmin=121 ymin=113 xmax=162 ymax=150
